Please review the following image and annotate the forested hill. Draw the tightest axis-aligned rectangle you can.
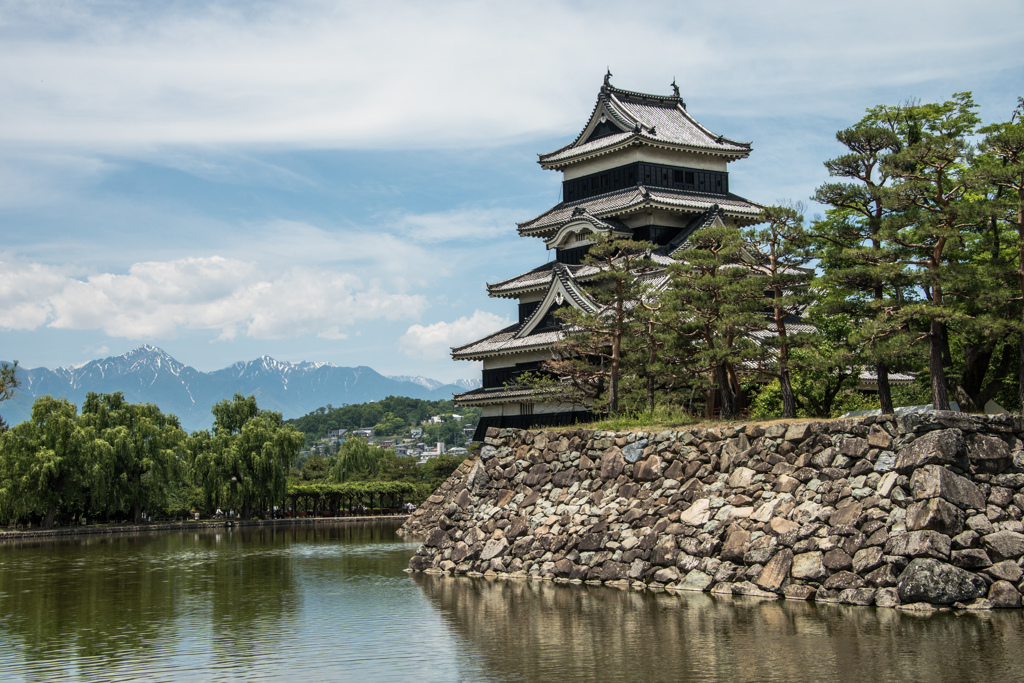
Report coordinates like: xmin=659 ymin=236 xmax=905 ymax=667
xmin=286 ymin=396 xmax=481 ymax=443
xmin=2 ymin=346 xmax=479 ymax=432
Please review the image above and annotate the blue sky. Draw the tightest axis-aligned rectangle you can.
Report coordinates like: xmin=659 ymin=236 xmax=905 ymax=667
xmin=1 ymin=0 xmax=1022 ymax=382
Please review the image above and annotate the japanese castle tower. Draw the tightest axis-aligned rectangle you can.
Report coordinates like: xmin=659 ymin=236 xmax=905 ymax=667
xmin=454 ymin=75 xmax=763 ymax=441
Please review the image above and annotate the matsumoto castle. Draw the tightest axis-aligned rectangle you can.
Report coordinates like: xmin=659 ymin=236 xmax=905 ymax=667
xmin=453 ymin=74 xmax=764 ymax=441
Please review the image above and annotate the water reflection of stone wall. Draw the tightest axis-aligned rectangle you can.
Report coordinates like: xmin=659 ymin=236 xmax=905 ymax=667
xmin=405 ymin=412 xmax=1024 ymax=611
xmin=413 ymin=573 xmax=1024 ymax=681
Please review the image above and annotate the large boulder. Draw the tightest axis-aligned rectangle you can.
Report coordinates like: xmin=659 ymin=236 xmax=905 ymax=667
xmin=896 ymin=558 xmax=987 ymax=605
xmin=756 ymin=549 xmax=794 ymax=592
xmin=721 ymin=527 xmax=751 ymax=564
xmin=895 ymin=429 xmax=967 ymax=474
xmin=967 ymin=434 xmax=1013 ymax=474
xmin=425 ymin=528 xmax=453 ymax=549
xmin=677 ymin=569 xmax=714 ymax=592
xmin=830 ymin=500 xmax=863 ymax=527
xmin=600 ymin=447 xmax=626 ymax=481
xmin=909 ymin=465 xmax=985 ymax=510
xmin=988 ymin=581 xmax=1023 ymax=609
xmin=679 ymin=498 xmax=712 ymax=526
xmin=634 ymin=454 xmax=663 ymax=482
xmin=905 ymin=497 xmax=964 ymax=536
xmin=981 ymin=531 xmax=1024 ymax=562
xmin=885 ymin=530 xmax=951 ymax=560
xmin=791 ymin=551 xmax=827 ymax=581
xmin=479 ymin=537 xmax=508 ymax=561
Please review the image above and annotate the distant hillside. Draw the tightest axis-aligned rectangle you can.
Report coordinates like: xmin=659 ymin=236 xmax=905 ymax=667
xmin=2 ymin=346 xmax=479 ymax=432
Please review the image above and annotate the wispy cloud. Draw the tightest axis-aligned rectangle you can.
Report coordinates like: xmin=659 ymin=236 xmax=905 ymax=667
xmin=1 ymin=1 xmax=1018 ymax=150
xmin=387 ymin=206 xmax=525 ymax=244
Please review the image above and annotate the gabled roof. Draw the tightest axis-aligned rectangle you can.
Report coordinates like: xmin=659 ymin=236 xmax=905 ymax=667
xmin=514 ymin=263 xmax=600 ymax=338
xmin=545 ymin=210 xmax=631 ymax=250
xmin=455 ymin=263 xmax=602 ymax=360
xmin=658 ymin=205 xmax=728 ymax=257
xmin=539 ymin=78 xmax=751 ymax=169
xmin=518 ymin=185 xmax=763 ymax=237
xmin=486 ymin=261 xmax=602 ymax=299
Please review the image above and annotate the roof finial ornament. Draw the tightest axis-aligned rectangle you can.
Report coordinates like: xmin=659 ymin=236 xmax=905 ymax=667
xmin=604 ymin=68 xmax=612 ymax=87
xmin=671 ymin=78 xmax=680 ymax=98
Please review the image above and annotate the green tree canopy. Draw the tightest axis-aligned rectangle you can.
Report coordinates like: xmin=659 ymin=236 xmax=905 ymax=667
xmin=80 ymin=392 xmax=187 ymax=524
xmin=0 ymin=396 xmax=90 ymax=527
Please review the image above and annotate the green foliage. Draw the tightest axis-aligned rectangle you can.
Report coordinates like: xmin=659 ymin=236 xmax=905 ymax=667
xmin=372 ymin=412 xmax=406 ymax=436
xmin=0 ymin=396 xmax=90 ymax=526
xmin=189 ymin=394 xmax=304 ymax=518
xmin=423 ymin=419 xmax=467 ymax=448
xmin=659 ymin=222 xmax=766 ymax=419
xmin=743 ymin=204 xmax=816 ymax=418
xmin=80 ymin=392 xmax=187 ymax=524
xmin=748 ymin=378 xmax=877 ymax=420
xmin=585 ymin=405 xmax=698 ymax=431
xmin=0 ymin=361 xmax=19 ymax=432
xmin=300 ymin=453 xmax=332 ymax=481
xmin=419 ymin=454 xmax=464 ymax=491
xmin=286 ymin=397 xmax=480 ymax=446
xmin=331 ymin=438 xmax=388 ymax=481
xmin=535 ymin=235 xmax=658 ymax=416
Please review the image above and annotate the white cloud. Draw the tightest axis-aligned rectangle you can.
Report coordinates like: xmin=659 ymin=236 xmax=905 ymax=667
xmin=399 ymin=310 xmax=511 ymax=360
xmin=0 ymin=262 xmax=68 ymax=329
xmin=0 ymin=1 xmax=1018 ymax=149
xmin=0 ymin=256 xmax=427 ymax=341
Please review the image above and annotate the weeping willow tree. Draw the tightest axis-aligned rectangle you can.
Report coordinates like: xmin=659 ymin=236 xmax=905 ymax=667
xmin=189 ymin=394 xmax=304 ymax=519
xmin=330 ymin=438 xmax=388 ymax=482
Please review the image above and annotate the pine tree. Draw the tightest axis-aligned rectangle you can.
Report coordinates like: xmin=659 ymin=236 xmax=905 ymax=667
xmin=881 ymin=93 xmax=983 ymax=411
xmin=743 ymin=205 xmax=815 ymax=418
xmin=813 ymin=116 xmax=909 ymax=414
xmin=660 ymin=223 xmax=765 ymax=420
xmin=977 ymin=98 xmax=1024 ymax=411
xmin=542 ymin=235 xmax=657 ymax=416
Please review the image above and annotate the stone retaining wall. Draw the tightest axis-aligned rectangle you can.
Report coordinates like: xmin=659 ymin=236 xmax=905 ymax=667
xmin=403 ymin=412 xmax=1024 ymax=611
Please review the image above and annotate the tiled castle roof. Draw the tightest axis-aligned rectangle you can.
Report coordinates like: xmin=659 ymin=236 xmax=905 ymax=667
xmin=539 ymin=81 xmax=751 ymax=168
xmin=518 ymin=185 xmax=762 ymax=237
xmin=451 ymin=324 xmax=562 ymax=360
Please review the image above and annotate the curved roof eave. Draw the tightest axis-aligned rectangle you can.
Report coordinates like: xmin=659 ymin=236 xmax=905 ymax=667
xmin=539 ymin=136 xmax=751 ymax=170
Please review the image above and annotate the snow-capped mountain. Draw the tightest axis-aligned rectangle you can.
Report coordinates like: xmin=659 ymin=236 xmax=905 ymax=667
xmin=3 ymin=346 xmax=479 ymax=432
xmin=388 ymin=375 xmax=482 ymax=392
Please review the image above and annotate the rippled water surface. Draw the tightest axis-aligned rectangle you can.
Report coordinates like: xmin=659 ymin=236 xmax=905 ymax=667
xmin=1 ymin=521 xmax=1023 ymax=682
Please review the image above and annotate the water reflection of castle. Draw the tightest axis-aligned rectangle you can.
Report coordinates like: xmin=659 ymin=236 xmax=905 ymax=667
xmin=412 ymin=573 xmax=1018 ymax=681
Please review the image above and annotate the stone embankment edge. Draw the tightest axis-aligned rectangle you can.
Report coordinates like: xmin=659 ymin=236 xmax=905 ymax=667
xmin=0 ymin=515 xmax=409 ymax=542
xmin=401 ymin=412 xmax=1024 ymax=612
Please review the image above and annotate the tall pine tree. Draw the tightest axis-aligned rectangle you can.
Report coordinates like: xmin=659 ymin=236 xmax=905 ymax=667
xmin=743 ymin=205 xmax=815 ymax=418
xmin=977 ymin=98 xmax=1024 ymax=411
xmin=882 ymin=93 xmax=983 ymax=411
xmin=660 ymin=223 xmax=764 ymax=419
xmin=813 ymin=115 xmax=908 ymax=413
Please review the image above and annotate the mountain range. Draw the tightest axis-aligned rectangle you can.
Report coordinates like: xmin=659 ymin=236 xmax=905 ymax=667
xmin=1 ymin=346 xmax=479 ymax=432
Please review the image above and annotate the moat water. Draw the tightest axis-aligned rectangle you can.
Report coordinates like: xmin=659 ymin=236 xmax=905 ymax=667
xmin=0 ymin=520 xmax=1022 ymax=682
